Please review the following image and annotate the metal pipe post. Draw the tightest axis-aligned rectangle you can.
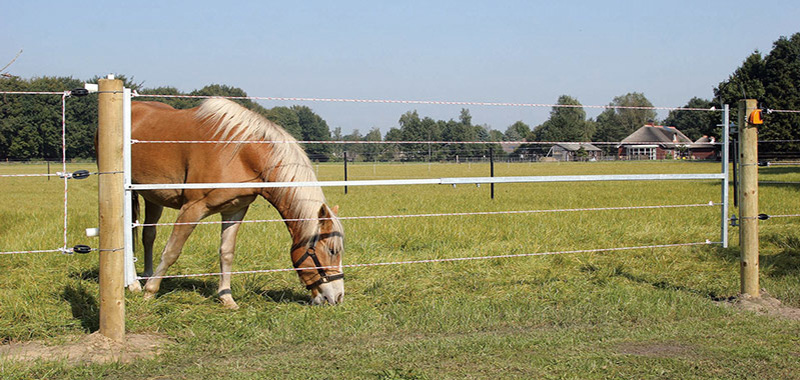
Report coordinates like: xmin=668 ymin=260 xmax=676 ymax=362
xmin=343 ymin=151 xmax=348 ymax=194
xmin=489 ymin=148 xmax=495 ymax=199
xmin=122 ymin=88 xmax=136 ymax=289
xmin=721 ymin=105 xmax=729 ymax=248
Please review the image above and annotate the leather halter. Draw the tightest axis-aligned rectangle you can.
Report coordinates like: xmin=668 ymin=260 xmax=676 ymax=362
xmin=293 ymin=233 xmax=344 ymax=290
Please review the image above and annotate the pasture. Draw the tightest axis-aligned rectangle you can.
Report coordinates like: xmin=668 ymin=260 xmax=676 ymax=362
xmin=1 ymin=160 xmax=799 ymax=379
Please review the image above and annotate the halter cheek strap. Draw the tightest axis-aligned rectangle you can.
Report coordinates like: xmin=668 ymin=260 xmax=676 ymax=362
xmin=293 ymin=240 xmax=344 ymax=290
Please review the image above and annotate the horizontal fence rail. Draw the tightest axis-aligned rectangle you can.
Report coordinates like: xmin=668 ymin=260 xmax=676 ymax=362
xmin=131 ymin=139 xmax=724 ymax=146
xmin=128 ymin=173 xmax=727 ymax=191
xmin=133 ymin=202 xmax=719 ymax=228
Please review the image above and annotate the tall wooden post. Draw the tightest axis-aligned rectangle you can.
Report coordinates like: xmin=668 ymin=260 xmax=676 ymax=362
xmin=737 ymin=99 xmax=759 ymax=297
xmin=97 ymin=78 xmax=126 ymax=341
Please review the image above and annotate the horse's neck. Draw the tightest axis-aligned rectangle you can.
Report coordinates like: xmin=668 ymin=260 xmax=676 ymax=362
xmin=256 ymin=147 xmax=323 ymax=242
xmin=262 ymin=187 xmax=322 ymax=243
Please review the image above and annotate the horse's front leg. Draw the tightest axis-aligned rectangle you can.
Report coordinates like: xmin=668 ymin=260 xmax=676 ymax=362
xmin=217 ymin=206 xmax=249 ymax=310
xmin=143 ymin=202 xmax=206 ymax=299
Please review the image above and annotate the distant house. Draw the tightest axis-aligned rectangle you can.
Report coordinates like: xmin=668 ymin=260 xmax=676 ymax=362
xmin=618 ymin=125 xmax=693 ymax=160
xmin=689 ymin=135 xmax=718 ymax=160
xmin=548 ymin=143 xmax=602 ymax=161
xmin=501 ymin=143 xmax=521 ymax=154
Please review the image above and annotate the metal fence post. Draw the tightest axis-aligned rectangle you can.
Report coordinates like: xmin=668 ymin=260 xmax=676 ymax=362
xmin=721 ymin=105 xmax=730 ymax=248
xmin=343 ymin=151 xmax=348 ymax=194
xmin=489 ymin=148 xmax=495 ymax=199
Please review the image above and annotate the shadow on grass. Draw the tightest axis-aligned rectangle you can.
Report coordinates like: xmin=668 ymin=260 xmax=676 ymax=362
xmin=69 ymin=267 xmax=99 ymax=283
xmin=761 ymin=233 xmax=800 ymax=277
xmin=136 ymin=278 xmax=312 ymax=305
xmin=60 ymin=284 xmax=99 ymax=332
xmin=712 ymin=245 xmax=741 ymax=263
xmin=157 ymin=277 xmax=219 ymax=298
xmin=614 ymin=269 xmax=735 ymax=302
xmin=758 ymin=166 xmax=800 ymax=176
xmin=255 ymin=287 xmax=311 ymax=304
xmin=67 ymin=268 xmax=311 ymax=305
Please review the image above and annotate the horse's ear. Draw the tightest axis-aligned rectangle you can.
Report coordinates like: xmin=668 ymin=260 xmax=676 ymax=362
xmin=332 ymin=205 xmax=339 ymax=216
xmin=318 ymin=205 xmax=330 ymax=219
xmin=318 ymin=205 xmax=336 ymax=230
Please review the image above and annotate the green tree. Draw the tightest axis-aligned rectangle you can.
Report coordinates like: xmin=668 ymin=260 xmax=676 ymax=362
xmin=531 ymin=95 xmax=591 ymax=142
xmin=264 ymin=106 xmax=302 ymax=139
xmin=593 ymin=92 xmax=657 ymax=143
xmin=440 ymin=110 xmax=478 ymax=160
xmin=362 ymin=127 xmax=383 ymax=162
xmin=715 ymin=33 xmax=800 ymax=153
xmin=663 ymin=97 xmax=720 ymax=141
xmin=292 ymin=105 xmax=331 ymax=161
xmin=504 ymin=121 xmax=530 ymax=141
xmin=1 ymin=76 xmax=97 ymax=160
xmin=136 ymin=86 xmax=199 ymax=110
xmin=489 ymin=129 xmax=504 ymax=142
xmin=715 ymin=52 xmax=766 ymax=107
xmin=398 ymin=110 xmax=425 ymax=160
xmin=761 ymin=34 xmax=800 ymax=151
xmin=383 ymin=127 xmax=403 ymax=160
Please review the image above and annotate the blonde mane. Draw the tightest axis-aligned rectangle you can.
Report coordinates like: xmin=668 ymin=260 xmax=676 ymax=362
xmin=194 ymin=99 xmax=342 ymax=246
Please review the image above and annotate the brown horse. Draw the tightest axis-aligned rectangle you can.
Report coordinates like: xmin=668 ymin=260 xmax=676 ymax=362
xmin=130 ymin=99 xmax=344 ymax=308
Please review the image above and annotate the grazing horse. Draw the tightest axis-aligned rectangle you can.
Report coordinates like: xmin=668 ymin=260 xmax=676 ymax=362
xmin=130 ymin=99 xmax=344 ymax=308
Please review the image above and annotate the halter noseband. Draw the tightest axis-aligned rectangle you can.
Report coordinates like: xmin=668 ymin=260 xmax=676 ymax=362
xmin=292 ymin=234 xmax=344 ymax=290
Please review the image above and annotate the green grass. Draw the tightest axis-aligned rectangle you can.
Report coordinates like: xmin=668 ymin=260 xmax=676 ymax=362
xmin=1 ymin=160 xmax=799 ymax=379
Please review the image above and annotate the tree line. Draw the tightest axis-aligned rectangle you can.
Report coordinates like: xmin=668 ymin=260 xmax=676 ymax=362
xmin=2 ymin=33 xmax=798 ymax=161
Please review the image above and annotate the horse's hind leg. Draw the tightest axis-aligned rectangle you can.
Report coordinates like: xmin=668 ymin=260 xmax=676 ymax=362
xmin=141 ymin=200 xmax=164 ymax=278
xmin=130 ymin=200 xmax=163 ymax=292
xmin=128 ymin=193 xmax=143 ymax=292
xmin=217 ymin=206 xmax=248 ymax=310
xmin=143 ymin=202 xmax=206 ymax=299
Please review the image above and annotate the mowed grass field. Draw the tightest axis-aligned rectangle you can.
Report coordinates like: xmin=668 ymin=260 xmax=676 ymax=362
xmin=1 ymin=160 xmax=799 ymax=379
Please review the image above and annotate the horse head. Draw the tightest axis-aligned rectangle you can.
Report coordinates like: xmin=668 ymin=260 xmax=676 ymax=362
xmin=291 ymin=204 xmax=344 ymax=305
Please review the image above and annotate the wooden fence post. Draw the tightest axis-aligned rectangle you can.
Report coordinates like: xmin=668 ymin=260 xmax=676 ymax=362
xmin=737 ymin=99 xmax=759 ymax=297
xmin=97 ymin=77 xmax=126 ymax=341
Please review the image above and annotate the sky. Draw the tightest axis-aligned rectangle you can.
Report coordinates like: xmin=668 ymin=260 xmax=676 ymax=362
xmin=3 ymin=1 xmax=799 ymax=136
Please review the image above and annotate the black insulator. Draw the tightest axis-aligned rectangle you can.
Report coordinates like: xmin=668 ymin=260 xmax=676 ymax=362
xmin=757 ymin=214 xmax=770 ymax=220
xmin=72 ymin=245 xmax=92 ymax=254
xmin=72 ymin=170 xmax=90 ymax=179
xmin=71 ymin=88 xmax=90 ymax=97
xmin=757 ymin=161 xmax=770 ymax=167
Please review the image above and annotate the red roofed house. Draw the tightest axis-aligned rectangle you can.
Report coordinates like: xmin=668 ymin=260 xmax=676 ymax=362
xmin=618 ymin=124 xmax=693 ymax=160
xmin=689 ymin=135 xmax=718 ymax=160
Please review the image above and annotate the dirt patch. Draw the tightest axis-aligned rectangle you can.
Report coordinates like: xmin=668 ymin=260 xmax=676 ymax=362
xmin=728 ymin=291 xmax=800 ymax=321
xmin=616 ymin=342 xmax=695 ymax=358
xmin=0 ymin=332 xmax=169 ymax=364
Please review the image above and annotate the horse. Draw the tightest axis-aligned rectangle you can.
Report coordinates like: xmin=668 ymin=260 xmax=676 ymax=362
xmin=129 ymin=98 xmax=344 ymax=308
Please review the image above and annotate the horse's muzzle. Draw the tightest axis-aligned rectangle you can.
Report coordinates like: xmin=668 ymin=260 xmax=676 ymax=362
xmin=311 ymin=278 xmax=344 ymax=305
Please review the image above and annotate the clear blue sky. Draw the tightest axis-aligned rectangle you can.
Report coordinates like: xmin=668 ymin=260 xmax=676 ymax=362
xmin=3 ymin=1 xmax=799 ymax=135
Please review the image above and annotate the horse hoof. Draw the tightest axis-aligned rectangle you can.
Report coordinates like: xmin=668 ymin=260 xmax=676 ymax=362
xmin=219 ymin=294 xmax=239 ymax=310
xmin=143 ymin=291 xmax=156 ymax=300
xmin=127 ymin=281 xmax=143 ymax=293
